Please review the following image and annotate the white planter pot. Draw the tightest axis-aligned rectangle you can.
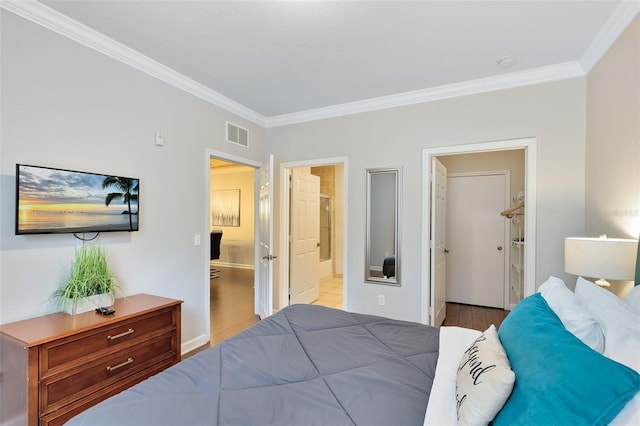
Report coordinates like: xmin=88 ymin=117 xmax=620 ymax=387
xmin=64 ymin=293 xmax=114 ymax=315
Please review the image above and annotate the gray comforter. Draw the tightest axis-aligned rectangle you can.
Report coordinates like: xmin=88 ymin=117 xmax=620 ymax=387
xmin=67 ymin=304 xmax=440 ymax=425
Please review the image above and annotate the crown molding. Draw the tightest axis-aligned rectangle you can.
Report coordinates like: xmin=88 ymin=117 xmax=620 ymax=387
xmin=264 ymin=62 xmax=585 ymax=128
xmin=0 ymin=0 xmax=268 ymax=127
xmin=3 ymin=0 xmax=636 ymax=130
xmin=579 ymin=1 xmax=640 ymax=73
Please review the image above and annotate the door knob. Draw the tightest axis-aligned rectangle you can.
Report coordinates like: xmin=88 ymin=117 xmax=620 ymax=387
xmin=444 ymin=249 xmax=450 ymax=253
xmin=497 ymin=246 xmax=503 ymax=251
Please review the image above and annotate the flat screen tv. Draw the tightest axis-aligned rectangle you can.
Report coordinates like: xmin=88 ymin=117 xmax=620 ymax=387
xmin=15 ymin=164 xmax=139 ymax=235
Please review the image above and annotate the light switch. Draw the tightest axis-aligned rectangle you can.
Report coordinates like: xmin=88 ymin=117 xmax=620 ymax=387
xmin=194 ymin=234 xmax=201 ymax=246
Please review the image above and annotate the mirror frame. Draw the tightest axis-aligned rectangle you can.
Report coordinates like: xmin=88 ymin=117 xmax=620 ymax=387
xmin=365 ymin=167 xmax=402 ymax=286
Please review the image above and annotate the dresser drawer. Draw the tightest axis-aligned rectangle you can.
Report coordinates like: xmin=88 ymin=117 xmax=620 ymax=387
xmin=0 ymin=293 xmax=181 ymax=426
xmin=40 ymin=332 xmax=176 ymax=415
xmin=39 ymin=359 xmax=176 ymax=426
xmin=40 ymin=307 xmax=176 ymax=376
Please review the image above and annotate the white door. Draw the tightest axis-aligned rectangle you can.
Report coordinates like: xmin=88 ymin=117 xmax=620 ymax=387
xmin=290 ymin=169 xmax=320 ymax=304
xmin=446 ymin=172 xmax=507 ymax=309
xmin=430 ymin=158 xmax=447 ymax=326
xmin=258 ymin=155 xmax=274 ymax=319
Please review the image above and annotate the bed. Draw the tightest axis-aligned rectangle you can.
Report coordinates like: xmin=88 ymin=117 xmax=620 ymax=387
xmin=67 ymin=277 xmax=640 ymax=426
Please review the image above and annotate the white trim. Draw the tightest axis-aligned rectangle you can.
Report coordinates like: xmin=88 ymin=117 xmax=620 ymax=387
xmin=421 ymin=138 xmax=537 ymax=325
xmin=204 ymin=149 xmax=262 ymax=340
xmin=579 ymin=1 xmax=640 ymax=73
xmin=1 ymin=0 xmax=267 ymax=126
xmin=3 ymin=0 xmax=636 ymax=128
xmin=279 ymin=157 xmax=349 ymax=311
xmin=181 ymin=334 xmax=209 ymax=355
xmin=279 ymin=167 xmax=292 ymax=311
xmin=206 ymin=149 xmax=261 ymax=169
xmin=210 ymin=261 xmax=254 ymax=270
xmin=3 ymin=0 xmax=634 ymax=131
xmin=266 ymin=62 xmax=583 ymax=128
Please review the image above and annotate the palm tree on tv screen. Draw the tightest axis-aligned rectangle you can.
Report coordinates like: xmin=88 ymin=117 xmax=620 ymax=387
xmin=102 ymin=177 xmax=139 ymax=230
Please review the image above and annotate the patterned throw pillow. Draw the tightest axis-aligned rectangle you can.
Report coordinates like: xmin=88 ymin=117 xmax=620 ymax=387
xmin=456 ymin=325 xmax=515 ymax=426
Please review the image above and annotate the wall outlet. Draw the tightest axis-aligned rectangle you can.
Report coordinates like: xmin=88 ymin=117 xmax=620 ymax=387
xmin=378 ymin=295 xmax=385 ymax=306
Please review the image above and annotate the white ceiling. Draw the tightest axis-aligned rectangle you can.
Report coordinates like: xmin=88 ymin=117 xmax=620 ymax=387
xmin=7 ymin=1 xmax=639 ymax=126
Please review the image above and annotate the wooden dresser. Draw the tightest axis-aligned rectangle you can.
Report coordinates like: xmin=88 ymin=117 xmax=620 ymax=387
xmin=0 ymin=294 xmax=182 ymax=426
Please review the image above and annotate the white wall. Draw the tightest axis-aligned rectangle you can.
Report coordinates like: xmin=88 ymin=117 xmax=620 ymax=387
xmin=210 ymin=167 xmax=255 ymax=268
xmin=585 ymin=16 xmax=639 ymax=296
xmin=267 ymin=78 xmax=587 ymax=323
xmin=438 ymin=150 xmax=525 ymax=204
xmin=8 ymin=5 xmax=634 ymax=333
xmin=0 ymin=12 xmax=265 ymax=350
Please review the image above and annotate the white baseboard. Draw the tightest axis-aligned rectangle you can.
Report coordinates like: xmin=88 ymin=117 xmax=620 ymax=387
xmin=210 ymin=261 xmax=254 ymax=270
xmin=181 ymin=334 xmax=209 ymax=355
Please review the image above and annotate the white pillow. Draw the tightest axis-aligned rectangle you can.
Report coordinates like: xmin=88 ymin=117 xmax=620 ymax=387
xmin=625 ymin=285 xmax=640 ymax=313
xmin=423 ymin=326 xmax=482 ymax=426
xmin=575 ymin=276 xmax=640 ymax=372
xmin=456 ymin=325 xmax=515 ymax=426
xmin=538 ymin=276 xmax=605 ymax=353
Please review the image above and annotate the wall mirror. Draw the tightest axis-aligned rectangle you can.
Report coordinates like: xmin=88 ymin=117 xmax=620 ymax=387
xmin=366 ymin=167 xmax=401 ymax=285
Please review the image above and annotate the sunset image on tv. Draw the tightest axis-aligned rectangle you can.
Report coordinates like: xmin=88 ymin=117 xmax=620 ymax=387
xmin=16 ymin=164 xmax=139 ymax=234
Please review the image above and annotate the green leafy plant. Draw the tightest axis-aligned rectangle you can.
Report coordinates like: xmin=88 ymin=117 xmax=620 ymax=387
xmin=54 ymin=244 xmax=119 ymax=312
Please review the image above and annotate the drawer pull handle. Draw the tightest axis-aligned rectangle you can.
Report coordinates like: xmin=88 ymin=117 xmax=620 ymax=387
xmin=107 ymin=328 xmax=134 ymax=340
xmin=106 ymin=357 xmax=134 ymax=372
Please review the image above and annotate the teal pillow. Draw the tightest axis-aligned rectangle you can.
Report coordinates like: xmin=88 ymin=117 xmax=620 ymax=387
xmin=494 ymin=293 xmax=640 ymax=426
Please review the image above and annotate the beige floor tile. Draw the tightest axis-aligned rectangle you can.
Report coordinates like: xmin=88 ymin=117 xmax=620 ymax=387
xmin=313 ymin=277 xmax=343 ymax=310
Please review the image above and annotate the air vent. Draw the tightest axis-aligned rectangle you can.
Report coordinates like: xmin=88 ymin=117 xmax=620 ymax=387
xmin=226 ymin=121 xmax=249 ymax=147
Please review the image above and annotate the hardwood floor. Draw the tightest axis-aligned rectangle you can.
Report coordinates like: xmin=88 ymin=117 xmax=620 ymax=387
xmin=185 ymin=271 xmax=505 ymax=359
xmin=210 ymin=266 xmax=259 ymax=346
xmin=442 ymin=302 xmax=509 ymax=331
xmin=209 ymin=270 xmax=344 ymax=345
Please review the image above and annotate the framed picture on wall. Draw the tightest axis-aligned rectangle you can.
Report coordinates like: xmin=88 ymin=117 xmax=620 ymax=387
xmin=212 ymin=189 xmax=240 ymax=227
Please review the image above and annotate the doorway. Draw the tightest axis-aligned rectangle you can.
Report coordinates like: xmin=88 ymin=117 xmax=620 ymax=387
xmin=207 ymin=153 xmax=260 ymax=345
xmin=422 ymin=138 xmax=537 ymax=326
xmin=280 ymin=158 xmax=348 ymax=311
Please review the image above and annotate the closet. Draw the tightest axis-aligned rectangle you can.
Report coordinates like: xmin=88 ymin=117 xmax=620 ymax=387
xmin=501 ymin=191 xmax=525 ymax=305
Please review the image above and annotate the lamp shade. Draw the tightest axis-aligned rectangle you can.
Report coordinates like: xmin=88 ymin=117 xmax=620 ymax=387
xmin=565 ymin=237 xmax=639 ymax=281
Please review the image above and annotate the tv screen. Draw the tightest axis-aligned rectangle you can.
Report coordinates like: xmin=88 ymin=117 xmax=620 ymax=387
xmin=15 ymin=164 xmax=139 ymax=235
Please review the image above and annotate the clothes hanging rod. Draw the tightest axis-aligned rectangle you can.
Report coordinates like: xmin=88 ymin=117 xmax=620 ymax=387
xmin=500 ymin=201 xmax=524 ymax=218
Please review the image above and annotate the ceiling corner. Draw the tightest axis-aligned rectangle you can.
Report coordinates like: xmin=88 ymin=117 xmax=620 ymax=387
xmin=579 ymin=0 xmax=640 ymax=73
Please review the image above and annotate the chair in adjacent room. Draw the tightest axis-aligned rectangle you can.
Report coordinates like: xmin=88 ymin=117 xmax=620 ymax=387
xmin=210 ymin=230 xmax=223 ymax=279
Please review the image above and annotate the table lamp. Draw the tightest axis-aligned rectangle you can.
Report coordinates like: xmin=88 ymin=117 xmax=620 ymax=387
xmin=565 ymin=235 xmax=638 ymax=287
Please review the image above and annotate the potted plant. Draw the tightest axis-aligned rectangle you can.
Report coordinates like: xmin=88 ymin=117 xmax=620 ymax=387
xmin=54 ymin=244 xmax=119 ymax=315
